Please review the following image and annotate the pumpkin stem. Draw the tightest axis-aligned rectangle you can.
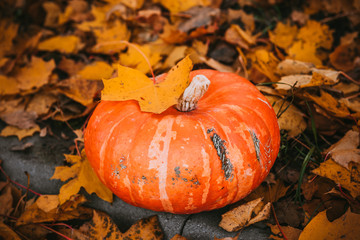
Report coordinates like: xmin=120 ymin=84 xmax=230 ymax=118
xmin=175 ymin=75 xmax=210 ymax=112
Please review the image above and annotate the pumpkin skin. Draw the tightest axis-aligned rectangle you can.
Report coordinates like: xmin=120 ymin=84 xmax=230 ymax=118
xmin=84 ymin=69 xmax=280 ymax=214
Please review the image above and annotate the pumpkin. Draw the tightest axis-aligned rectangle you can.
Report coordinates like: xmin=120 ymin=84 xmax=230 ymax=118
xmin=84 ymin=69 xmax=280 ymax=214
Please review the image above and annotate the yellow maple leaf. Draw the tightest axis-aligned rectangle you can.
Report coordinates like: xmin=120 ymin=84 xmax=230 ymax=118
xmin=15 ymin=56 xmax=55 ymax=91
xmin=269 ymin=21 xmax=298 ymax=50
xmin=288 ymin=41 xmax=322 ymax=66
xmin=299 ymin=209 xmax=360 ymax=240
xmin=312 ymin=159 xmax=360 ymax=198
xmin=119 ymin=44 xmax=162 ymax=74
xmin=247 ymin=48 xmax=280 ymax=82
xmin=297 ymin=20 xmax=333 ymax=50
xmin=101 ymin=56 xmax=193 ymax=114
xmin=105 ymin=0 xmax=145 ymax=10
xmin=158 ymin=0 xmax=211 ymax=13
xmin=0 ymin=19 xmax=18 ymax=58
xmin=0 ymin=125 xmax=40 ymax=140
xmin=77 ymin=61 xmax=115 ymax=80
xmin=51 ymin=150 xmax=113 ymax=204
xmin=38 ymin=35 xmax=84 ymax=54
xmin=0 ymin=75 xmax=19 ymax=95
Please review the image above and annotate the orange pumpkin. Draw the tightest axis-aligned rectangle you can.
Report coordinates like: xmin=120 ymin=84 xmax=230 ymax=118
xmin=84 ymin=69 xmax=280 ymax=214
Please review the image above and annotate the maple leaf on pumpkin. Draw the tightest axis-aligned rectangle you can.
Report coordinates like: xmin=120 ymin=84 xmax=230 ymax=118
xmin=101 ymin=55 xmax=193 ymax=114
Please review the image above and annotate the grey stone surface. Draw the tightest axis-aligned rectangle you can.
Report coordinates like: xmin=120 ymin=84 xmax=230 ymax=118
xmin=0 ymin=132 xmax=270 ymax=239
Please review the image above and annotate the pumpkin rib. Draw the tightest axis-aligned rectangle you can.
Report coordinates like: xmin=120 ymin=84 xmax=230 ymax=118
xmin=196 ymin=110 xmax=241 ymax=208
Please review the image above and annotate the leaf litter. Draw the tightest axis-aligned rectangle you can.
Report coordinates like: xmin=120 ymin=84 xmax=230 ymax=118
xmin=0 ymin=0 xmax=360 ymax=239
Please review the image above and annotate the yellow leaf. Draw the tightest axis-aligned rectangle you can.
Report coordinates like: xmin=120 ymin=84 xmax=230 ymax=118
xmin=312 ymin=159 xmax=360 ymax=198
xmin=163 ymin=45 xmax=188 ymax=69
xmin=102 ymin=56 xmax=193 ymax=114
xmin=77 ymin=61 xmax=115 ymax=80
xmin=51 ymin=150 xmax=113 ymax=204
xmin=92 ymin=20 xmax=130 ymax=54
xmin=35 ymin=195 xmax=59 ymax=213
xmin=219 ymin=198 xmax=271 ymax=232
xmin=38 ymin=35 xmax=83 ymax=54
xmin=0 ymin=75 xmax=19 ymax=95
xmin=0 ymin=125 xmax=40 ymax=140
xmin=299 ymin=209 xmax=360 ymax=240
xmin=269 ymin=21 xmax=298 ymax=49
xmin=16 ymin=195 xmax=91 ymax=226
xmin=288 ymin=41 xmax=322 ymax=66
xmin=247 ymin=49 xmax=279 ymax=82
xmin=80 ymin=211 xmax=163 ymax=239
xmin=119 ymin=44 xmax=161 ymax=74
xmin=158 ymin=0 xmax=211 ymax=13
xmin=303 ymin=90 xmax=350 ymax=118
xmin=266 ymin=96 xmax=307 ymax=138
xmin=15 ymin=56 xmax=55 ymax=91
xmin=105 ymin=0 xmax=144 ymax=10
xmin=297 ymin=20 xmax=333 ymax=50
xmin=0 ymin=19 xmax=19 ymax=58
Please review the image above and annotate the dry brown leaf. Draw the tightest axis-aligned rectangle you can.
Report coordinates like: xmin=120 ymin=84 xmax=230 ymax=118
xmin=35 ymin=195 xmax=60 ymax=213
xmin=340 ymin=98 xmax=360 ymax=113
xmin=51 ymin=150 xmax=113 ymax=204
xmin=276 ymin=59 xmax=314 ymax=76
xmin=312 ymin=159 xmax=360 ymax=198
xmin=219 ymin=198 xmax=271 ymax=232
xmin=332 ymin=82 xmax=360 ymax=95
xmin=79 ymin=210 xmax=163 ymax=239
xmin=0 ymin=125 xmax=40 ymax=140
xmin=0 ymin=183 xmax=13 ymax=218
xmin=266 ymin=96 xmax=307 ymax=138
xmin=26 ymin=92 xmax=57 ymax=116
xmin=325 ymin=130 xmax=359 ymax=153
xmin=299 ymin=209 xmax=360 ymax=240
xmin=0 ymin=222 xmax=21 ymax=240
xmin=268 ymin=224 xmax=301 ymax=240
xmin=16 ymin=195 xmax=92 ymax=226
xmin=42 ymin=1 xmax=61 ymax=27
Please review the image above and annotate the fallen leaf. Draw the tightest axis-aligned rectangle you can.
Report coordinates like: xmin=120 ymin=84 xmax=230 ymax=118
xmin=303 ymin=90 xmax=350 ymax=118
xmin=299 ymin=209 xmax=360 ymax=240
xmin=79 ymin=211 xmax=163 ymax=239
xmin=35 ymin=195 xmax=60 ymax=213
xmin=219 ymin=198 xmax=271 ymax=232
xmin=42 ymin=1 xmax=61 ymax=27
xmin=325 ymin=130 xmax=359 ymax=153
xmin=268 ymin=224 xmax=301 ymax=240
xmin=288 ymin=40 xmax=322 ymax=66
xmin=106 ymin=0 xmax=145 ymax=10
xmin=163 ymin=45 xmax=187 ymax=70
xmin=276 ymin=59 xmax=314 ymax=76
xmin=10 ymin=142 xmax=34 ymax=151
xmin=247 ymin=48 xmax=280 ymax=82
xmin=51 ymin=150 xmax=113 ymax=204
xmin=185 ymin=39 xmax=209 ymax=64
xmin=0 ymin=184 xmax=13 ymax=217
xmin=312 ymin=158 xmax=360 ymax=198
xmin=15 ymin=56 xmax=55 ymax=92
xmin=16 ymin=195 xmax=92 ymax=226
xmin=77 ymin=61 xmax=115 ymax=80
xmin=0 ymin=222 xmax=21 ymax=240
xmin=38 ymin=35 xmax=84 ymax=54
xmin=340 ymin=98 xmax=360 ymax=113
xmin=119 ymin=43 xmax=162 ymax=74
xmin=101 ymin=55 xmax=193 ymax=114
xmin=0 ymin=75 xmax=19 ymax=95
xmin=158 ymin=0 xmax=211 ymax=13
xmin=269 ymin=21 xmax=298 ymax=50
xmin=332 ymin=82 xmax=360 ymax=95
xmin=0 ymin=19 xmax=19 ymax=58
xmin=171 ymin=234 xmax=188 ymax=240
xmin=26 ymin=92 xmax=58 ymax=116
xmin=244 ymin=180 xmax=290 ymax=204
xmin=0 ymin=125 xmax=40 ymax=140
xmin=266 ymin=96 xmax=307 ymax=138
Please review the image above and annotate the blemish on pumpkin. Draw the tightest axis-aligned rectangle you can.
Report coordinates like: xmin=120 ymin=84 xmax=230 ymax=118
xmin=249 ymin=130 xmax=261 ymax=163
xmin=208 ymin=131 xmax=233 ymax=180
xmin=174 ymin=166 xmax=181 ymax=178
